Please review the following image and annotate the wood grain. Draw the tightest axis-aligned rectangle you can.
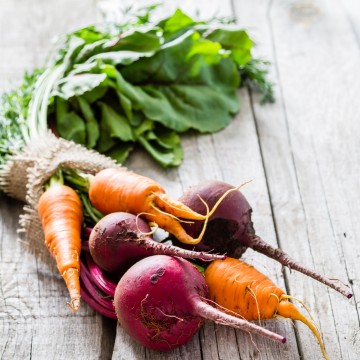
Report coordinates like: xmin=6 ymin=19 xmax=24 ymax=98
xmin=1 ymin=0 xmax=359 ymax=359
xmin=234 ymin=0 xmax=360 ymax=359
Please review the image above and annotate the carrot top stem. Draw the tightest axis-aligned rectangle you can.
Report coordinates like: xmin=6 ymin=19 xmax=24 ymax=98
xmin=79 ymin=192 xmax=103 ymax=224
xmin=45 ymin=169 xmax=64 ymax=189
xmin=63 ymin=169 xmax=92 ymax=192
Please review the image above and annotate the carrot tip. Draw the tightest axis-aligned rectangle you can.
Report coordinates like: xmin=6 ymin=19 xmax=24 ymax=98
xmin=67 ymin=298 xmax=81 ymax=312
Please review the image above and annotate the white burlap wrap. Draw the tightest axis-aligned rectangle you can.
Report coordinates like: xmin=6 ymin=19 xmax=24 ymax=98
xmin=0 ymin=132 xmax=121 ymax=256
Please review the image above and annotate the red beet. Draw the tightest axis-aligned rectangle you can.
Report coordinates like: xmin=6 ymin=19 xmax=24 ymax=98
xmin=177 ymin=180 xmax=352 ymax=298
xmin=114 ymin=255 xmax=286 ymax=351
xmin=89 ymin=212 xmax=225 ymax=276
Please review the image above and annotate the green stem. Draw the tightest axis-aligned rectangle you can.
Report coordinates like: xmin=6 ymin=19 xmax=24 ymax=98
xmin=62 ymin=169 xmax=101 ymax=225
xmin=27 ymin=64 xmax=66 ymax=141
xmin=80 ymin=193 xmax=103 ymax=225
xmin=45 ymin=169 xmax=64 ymax=190
xmin=63 ymin=169 xmax=93 ymax=193
xmin=38 ymin=64 xmax=66 ymax=135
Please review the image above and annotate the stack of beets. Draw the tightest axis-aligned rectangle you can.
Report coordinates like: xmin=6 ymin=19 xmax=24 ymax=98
xmin=80 ymin=180 xmax=352 ymax=357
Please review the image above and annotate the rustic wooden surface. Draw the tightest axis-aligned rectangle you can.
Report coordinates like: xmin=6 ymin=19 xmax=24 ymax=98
xmin=1 ymin=0 xmax=359 ymax=359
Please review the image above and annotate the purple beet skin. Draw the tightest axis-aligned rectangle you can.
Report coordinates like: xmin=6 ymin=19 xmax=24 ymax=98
xmin=177 ymin=180 xmax=352 ymax=299
xmin=89 ymin=212 xmax=225 ymax=277
xmin=113 ymin=255 xmax=285 ymax=351
xmin=178 ymin=180 xmax=253 ymax=258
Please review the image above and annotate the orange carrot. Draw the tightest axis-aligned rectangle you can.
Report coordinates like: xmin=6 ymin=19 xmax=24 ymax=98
xmin=204 ymin=257 xmax=329 ymax=360
xmin=88 ymin=168 xmax=209 ymax=245
xmin=38 ymin=183 xmax=83 ymax=311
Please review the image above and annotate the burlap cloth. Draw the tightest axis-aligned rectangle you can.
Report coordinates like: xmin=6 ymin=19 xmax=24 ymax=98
xmin=0 ymin=131 xmax=122 ymax=259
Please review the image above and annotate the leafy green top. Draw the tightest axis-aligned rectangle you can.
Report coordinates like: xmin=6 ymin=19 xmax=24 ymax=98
xmin=0 ymin=6 xmax=274 ymax=168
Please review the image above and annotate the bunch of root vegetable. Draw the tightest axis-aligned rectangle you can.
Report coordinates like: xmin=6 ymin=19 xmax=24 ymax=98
xmin=0 ymin=133 xmax=283 ymax=345
xmin=0 ymin=132 xmax=353 ymax=359
xmin=0 ymin=7 xmax=352 ymax=357
xmin=81 ymin=178 xmax=353 ymax=359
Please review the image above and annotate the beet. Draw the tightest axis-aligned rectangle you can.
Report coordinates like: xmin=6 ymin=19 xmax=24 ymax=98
xmin=89 ymin=212 xmax=225 ymax=277
xmin=114 ymin=255 xmax=285 ymax=351
xmin=178 ymin=180 xmax=252 ymax=258
xmin=177 ymin=180 xmax=352 ymax=298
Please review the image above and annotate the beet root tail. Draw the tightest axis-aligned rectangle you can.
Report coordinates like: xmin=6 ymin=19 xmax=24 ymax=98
xmin=143 ymin=237 xmax=226 ymax=261
xmin=193 ymin=299 xmax=286 ymax=344
xmin=248 ymin=235 xmax=352 ymax=299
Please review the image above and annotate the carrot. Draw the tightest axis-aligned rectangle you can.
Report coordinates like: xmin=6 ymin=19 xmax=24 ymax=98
xmin=204 ymin=257 xmax=329 ymax=360
xmin=88 ymin=168 xmax=209 ymax=245
xmin=38 ymin=180 xmax=83 ymax=311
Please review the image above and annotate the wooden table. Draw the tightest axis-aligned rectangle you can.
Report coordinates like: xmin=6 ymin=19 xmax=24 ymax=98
xmin=1 ymin=0 xmax=359 ymax=359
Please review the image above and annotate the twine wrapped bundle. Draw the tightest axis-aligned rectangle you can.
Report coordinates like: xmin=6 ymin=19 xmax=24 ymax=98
xmin=0 ymin=131 xmax=121 ymax=254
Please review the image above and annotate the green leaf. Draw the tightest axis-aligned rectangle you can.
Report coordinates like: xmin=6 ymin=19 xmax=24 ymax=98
xmin=77 ymin=96 xmax=100 ymax=148
xmin=133 ymin=117 xmax=153 ymax=137
xmin=138 ymin=130 xmax=183 ymax=168
xmin=186 ymin=37 xmax=222 ymax=63
xmin=85 ymin=50 xmax=155 ymax=67
xmin=117 ymin=92 xmax=133 ymax=120
xmin=58 ymin=36 xmax=86 ymax=69
xmin=98 ymin=102 xmax=134 ymax=142
xmin=119 ymin=55 xmax=240 ymax=133
xmin=2 ymin=7 xmax=274 ymax=171
xmin=74 ymin=27 xmax=161 ymax=64
xmin=146 ymin=126 xmax=181 ymax=150
xmin=73 ymin=39 xmax=111 ymax=64
xmin=239 ymin=58 xmax=275 ymax=104
xmin=102 ymin=65 xmax=148 ymax=112
xmin=120 ymin=30 xmax=205 ymax=83
xmin=72 ymin=25 xmax=112 ymax=43
xmin=0 ymin=69 xmax=42 ymax=165
xmin=97 ymin=124 xmax=116 ymax=153
xmin=206 ymin=28 xmax=253 ymax=66
xmin=139 ymin=83 xmax=239 ymax=133
xmin=163 ymin=9 xmax=195 ymax=34
xmin=140 ymin=123 xmax=183 ymax=168
xmin=55 ymin=98 xmax=86 ymax=144
xmin=111 ymin=27 xmax=162 ymax=52
xmin=54 ymin=25 xmax=114 ymax=67
xmin=103 ymin=56 xmax=240 ymax=133
xmin=105 ymin=143 xmax=134 ymax=164
xmin=53 ymin=73 xmax=107 ymax=99
xmin=82 ymin=85 xmax=108 ymax=104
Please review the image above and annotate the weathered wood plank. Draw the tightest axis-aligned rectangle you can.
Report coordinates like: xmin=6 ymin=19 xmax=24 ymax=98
xmin=234 ymin=0 xmax=360 ymax=359
xmin=2 ymin=0 xmax=359 ymax=359
xmin=341 ymin=0 xmax=360 ymax=46
xmin=0 ymin=0 xmax=102 ymax=91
